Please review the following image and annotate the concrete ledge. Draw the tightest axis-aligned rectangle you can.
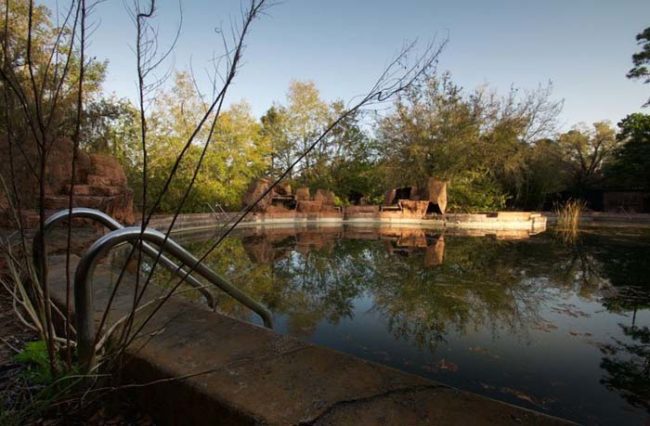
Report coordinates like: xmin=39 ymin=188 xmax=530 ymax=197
xmin=47 ymin=256 xmax=569 ymax=425
xmin=544 ymin=212 xmax=650 ymax=228
xmin=148 ymin=211 xmax=547 ymax=234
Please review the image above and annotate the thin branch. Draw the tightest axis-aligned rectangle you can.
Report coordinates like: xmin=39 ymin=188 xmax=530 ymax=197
xmin=125 ymin=37 xmax=445 ymax=350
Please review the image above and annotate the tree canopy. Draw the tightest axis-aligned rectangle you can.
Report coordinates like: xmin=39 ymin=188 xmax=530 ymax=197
xmin=129 ymin=72 xmax=271 ymax=212
xmin=604 ymin=113 xmax=650 ymax=190
xmin=376 ymin=72 xmax=563 ymax=211
xmin=627 ymin=26 xmax=650 ymax=107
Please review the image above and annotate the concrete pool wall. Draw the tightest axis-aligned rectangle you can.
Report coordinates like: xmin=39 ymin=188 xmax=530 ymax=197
xmin=46 ymin=253 xmax=570 ymax=425
xmin=146 ymin=210 xmax=548 ymax=235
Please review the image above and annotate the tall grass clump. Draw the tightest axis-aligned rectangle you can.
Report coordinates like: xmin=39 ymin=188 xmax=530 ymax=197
xmin=555 ymin=199 xmax=586 ymax=242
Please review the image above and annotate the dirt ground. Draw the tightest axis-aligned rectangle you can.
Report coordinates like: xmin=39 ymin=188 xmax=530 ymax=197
xmin=0 ymin=290 xmax=34 ymax=365
xmin=0 ymin=282 xmax=153 ymax=425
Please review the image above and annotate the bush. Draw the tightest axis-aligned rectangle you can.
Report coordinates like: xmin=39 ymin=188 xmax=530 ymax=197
xmin=447 ymin=171 xmax=507 ymax=213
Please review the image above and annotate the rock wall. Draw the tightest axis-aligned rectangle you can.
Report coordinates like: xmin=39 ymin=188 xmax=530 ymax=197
xmin=243 ymin=179 xmax=343 ymax=220
xmin=0 ymin=137 xmax=135 ymax=228
xmin=385 ymin=178 xmax=448 ymax=215
xmin=421 ymin=178 xmax=448 ymax=215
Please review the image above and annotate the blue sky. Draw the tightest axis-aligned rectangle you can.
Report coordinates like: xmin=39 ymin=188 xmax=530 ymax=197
xmin=51 ymin=0 xmax=649 ymax=130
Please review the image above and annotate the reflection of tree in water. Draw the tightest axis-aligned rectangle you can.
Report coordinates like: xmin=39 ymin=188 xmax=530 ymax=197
xmin=271 ymin=240 xmax=371 ymax=336
xmin=191 ymin=235 xmax=372 ymax=336
xmin=200 ymin=231 xmax=554 ymax=348
xmin=369 ymin=237 xmax=549 ymax=351
xmin=599 ymin=325 xmax=650 ymax=412
xmin=584 ymin=233 xmax=650 ymax=315
xmin=183 ymin=228 xmax=650 ymax=354
xmin=173 ymin=227 xmax=650 ymax=417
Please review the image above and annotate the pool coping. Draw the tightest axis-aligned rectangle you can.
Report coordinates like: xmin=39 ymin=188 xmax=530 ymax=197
xmin=47 ymin=254 xmax=572 ymax=425
xmin=146 ymin=212 xmax=547 ymax=236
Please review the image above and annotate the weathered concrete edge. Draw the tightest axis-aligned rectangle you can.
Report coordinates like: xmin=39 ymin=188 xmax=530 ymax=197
xmin=148 ymin=214 xmax=547 ymax=234
xmin=544 ymin=212 xmax=650 ymax=229
xmin=119 ymin=297 xmax=572 ymax=425
xmin=47 ymin=257 xmax=572 ymax=425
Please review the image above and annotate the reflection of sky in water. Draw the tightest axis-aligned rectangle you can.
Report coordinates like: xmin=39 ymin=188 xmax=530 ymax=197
xmin=273 ymin=293 xmax=646 ymax=425
xmin=180 ymin=227 xmax=650 ymax=425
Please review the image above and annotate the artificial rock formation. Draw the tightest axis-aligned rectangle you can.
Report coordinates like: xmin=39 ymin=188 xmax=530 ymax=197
xmin=422 ymin=178 xmax=448 ymax=215
xmin=384 ymin=178 xmax=448 ymax=216
xmin=242 ymin=178 xmax=447 ymax=222
xmin=0 ymin=137 xmax=135 ymax=227
xmin=297 ymin=189 xmax=339 ymax=215
xmin=243 ymin=178 xmax=274 ymax=211
xmin=243 ymin=179 xmax=342 ymax=219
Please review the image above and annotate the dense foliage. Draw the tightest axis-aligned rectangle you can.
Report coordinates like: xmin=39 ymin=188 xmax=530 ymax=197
xmin=627 ymin=26 xmax=650 ymax=106
xmin=80 ymin=72 xmax=650 ymax=212
xmin=604 ymin=113 xmax=650 ymax=191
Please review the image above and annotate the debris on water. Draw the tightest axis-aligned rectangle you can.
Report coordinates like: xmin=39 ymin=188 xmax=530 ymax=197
xmin=568 ymin=330 xmax=593 ymax=337
xmin=499 ymin=387 xmax=543 ymax=408
xmin=551 ymin=303 xmax=591 ymax=318
xmin=468 ymin=346 xmax=501 ymax=359
xmin=421 ymin=358 xmax=459 ymax=373
xmin=437 ymin=358 xmax=459 ymax=372
xmin=532 ymin=320 xmax=558 ymax=332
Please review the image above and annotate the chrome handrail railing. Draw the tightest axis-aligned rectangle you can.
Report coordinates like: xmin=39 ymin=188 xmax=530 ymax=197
xmin=32 ymin=208 xmax=216 ymax=307
xmin=75 ymin=226 xmax=273 ymax=369
xmin=206 ymin=202 xmax=227 ymax=216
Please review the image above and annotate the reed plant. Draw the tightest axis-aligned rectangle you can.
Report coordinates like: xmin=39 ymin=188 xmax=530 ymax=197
xmin=555 ymin=199 xmax=586 ymax=242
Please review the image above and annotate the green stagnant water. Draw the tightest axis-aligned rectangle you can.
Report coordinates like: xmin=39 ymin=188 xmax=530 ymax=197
xmin=172 ymin=225 xmax=649 ymax=424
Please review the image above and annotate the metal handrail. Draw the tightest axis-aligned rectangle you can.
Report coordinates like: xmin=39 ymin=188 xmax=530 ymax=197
xmin=32 ymin=208 xmax=216 ymax=308
xmin=206 ymin=202 xmax=227 ymax=215
xmin=75 ymin=226 xmax=273 ymax=369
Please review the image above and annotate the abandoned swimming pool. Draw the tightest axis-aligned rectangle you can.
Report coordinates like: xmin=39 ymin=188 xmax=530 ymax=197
xmin=165 ymin=225 xmax=649 ymax=424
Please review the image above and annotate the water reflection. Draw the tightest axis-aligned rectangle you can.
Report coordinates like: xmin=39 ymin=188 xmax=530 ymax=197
xmin=599 ymin=325 xmax=650 ymax=411
xmin=176 ymin=226 xmax=649 ymax=424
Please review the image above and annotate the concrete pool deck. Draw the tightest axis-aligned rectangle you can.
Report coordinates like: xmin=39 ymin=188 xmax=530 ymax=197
xmin=46 ymin=253 xmax=571 ymax=425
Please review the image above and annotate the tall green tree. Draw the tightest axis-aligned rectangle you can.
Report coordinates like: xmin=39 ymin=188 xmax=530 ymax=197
xmin=376 ymin=71 xmax=561 ymax=211
xmin=558 ymin=121 xmax=619 ymax=192
xmin=627 ymin=26 xmax=650 ymax=107
xmin=261 ymin=87 xmax=384 ymax=201
xmin=261 ymin=105 xmax=290 ymax=177
xmin=317 ymin=101 xmax=383 ymax=200
xmin=131 ymin=72 xmax=270 ymax=212
xmin=0 ymin=0 xmax=107 ymax=139
xmin=605 ymin=113 xmax=650 ymax=190
xmin=81 ymin=97 xmax=140 ymax=163
xmin=284 ymin=80 xmax=329 ymax=180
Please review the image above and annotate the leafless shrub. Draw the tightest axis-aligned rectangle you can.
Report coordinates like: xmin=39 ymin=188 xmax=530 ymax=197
xmin=0 ymin=0 xmax=446 ymax=417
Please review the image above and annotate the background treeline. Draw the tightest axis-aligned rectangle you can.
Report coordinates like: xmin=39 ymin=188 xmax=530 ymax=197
xmin=3 ymin=3 xmax=649 ymax=214
xmin=82 ymin=71 xmax=650 ymax=213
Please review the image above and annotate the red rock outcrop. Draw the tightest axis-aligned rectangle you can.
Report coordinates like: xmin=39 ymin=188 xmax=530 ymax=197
xmin=382 ymin=178 xmax=448 ymax=218
xmin=422 ymin=178 xmax=448 ymax=215
xmin=384 ymin=189 xmax=396 ymax=206
xmin=243 ymin=179 xmax=344 ymax=220
xmin=0 ymin=137 xmax=135 ymax=227
xmin=297 ymin=200 xmax=322 ymax=213
xmin=399 ymin=200 xmax=430 ymax=219
xmin=295 ymin=187 xmax=310 ymax=202
xmin=242 ymin=178 xmax=274 ymax=211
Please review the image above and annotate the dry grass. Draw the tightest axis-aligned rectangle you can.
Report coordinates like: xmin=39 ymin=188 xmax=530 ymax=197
xmin=555 ymin=199 xmax=586 ymax=243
